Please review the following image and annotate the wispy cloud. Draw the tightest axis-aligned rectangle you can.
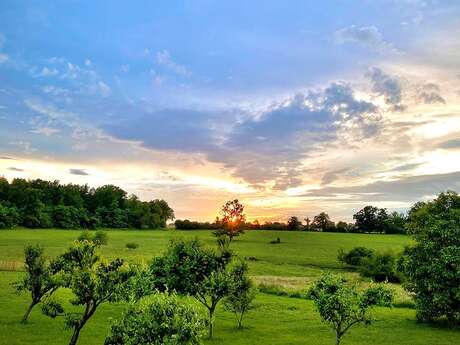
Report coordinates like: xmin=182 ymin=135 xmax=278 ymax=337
xmin=156 ymin=50 xmax=191 ymax=77
xmin=69 ymin=168 xmax=89 ymax=176
xmin=335 ymin=25 xmax=401 ymax=54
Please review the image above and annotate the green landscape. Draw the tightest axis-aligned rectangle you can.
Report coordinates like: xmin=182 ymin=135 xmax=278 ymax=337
xmin=0 ymin=228 xmax=458 ymax=345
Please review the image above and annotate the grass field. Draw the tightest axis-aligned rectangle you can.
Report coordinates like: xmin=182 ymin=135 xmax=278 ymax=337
xmin=0 ymin=229 xmax=458 ymax=345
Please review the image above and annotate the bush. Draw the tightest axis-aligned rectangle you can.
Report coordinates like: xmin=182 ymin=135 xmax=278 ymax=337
xmin=77 ymin=231 xmax=93 ymax=242
xmin=104 ymin=293 xmax=206 ymax=345
xmin=359 ymin=251 xmax=401 ymax=283
xmin=338 ymin=247 xmax=375 ymax=266
xmin=126 ymin=242 xmax=139 ymax=250
xmin=93 ymin=230 xmax=108 ymax=245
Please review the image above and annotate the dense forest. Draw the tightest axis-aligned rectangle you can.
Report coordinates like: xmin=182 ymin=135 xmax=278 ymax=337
xmin=0 ymin=178 xmax=174 ymax=229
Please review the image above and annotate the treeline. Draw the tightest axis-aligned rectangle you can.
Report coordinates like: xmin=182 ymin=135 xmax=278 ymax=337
xmin=175 ymin=206 xmax=407 ymax=234
xmin=0 ymin=178 xmax=174 ymax=229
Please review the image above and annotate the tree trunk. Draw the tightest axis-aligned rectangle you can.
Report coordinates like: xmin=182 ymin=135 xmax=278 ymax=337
xmin=336 ymin=332 xmax=341 ymax=345
xmin=208 ymin=308 xmax=215 ymax=338
xmin=21 ymin=300 xmax=37 ymax=323
xmin=69 ymin=326 xmax=82 ymax=345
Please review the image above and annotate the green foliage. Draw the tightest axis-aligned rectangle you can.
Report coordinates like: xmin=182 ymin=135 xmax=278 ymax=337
xmin=44 ymin=240 xmax=134 ymax=345
xmin=149 ymin=239 xmax=233 ymax=337
xmin=399 ymin=191 xmax=460 ymax=324
xmin=384 ymin=212 xmax=407 ymax=234
xmin=353 ymin=206 xmax=389 ymax=234
xmin=12 ymin=244 xmax=57 ymax=322
xmin=0 ymin=203 xmax=20 ymax=228
xmin=0 ymin=178 xmax=174 ymax=229
xmin=93 ymin=230 xmax=108 ymax=245
xmin=125 ymin=242 xmax=139 ymax=249
xmin=338 ymin=247 xmax=375 ymax=266
xmin=359 ymin=251 xmax=401 ymax=283
xmin=311 ymin=212 xmax=335 ymax=232
xmin=105 ymin=292 xmax=206 ymax=345
xmin=308 ymin=273 xmax=393 ymax=345
xmin=224 ymin=261 xmax=256 ymax=328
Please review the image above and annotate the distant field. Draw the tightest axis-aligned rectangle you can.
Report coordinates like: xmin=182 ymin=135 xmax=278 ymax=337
xmin=1 ymin=229 xmax=458 ymax=345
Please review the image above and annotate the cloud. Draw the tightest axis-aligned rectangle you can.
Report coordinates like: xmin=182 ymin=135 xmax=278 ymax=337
xmin=69 ymin=168 xmax=89 ymax=176
xmin=156 ymin=50 xmax=191 ymax=77
xmin=120 ymin=64 xmax=130 ymax=73
xmin=417 ymin=83 xmax=446 ymax=104
xmin=104 ymin=81 xmax=381 ymax=189
xmin=7 ymin=167 xmax=24 ymax=172
xmin=30 ymin=126 xmax=61 ymax=137
xmin=303 ymin=171 xmax=460 ymax=202
xmin=0 ymin=156 xmax=14 ymax=160
xmin=366 ymin=67 xmax=405 ymax=110
xmin=0 ymin=53 xmax=8 ymax=64
xmin=438 ymin=139 xmax=460 ymax=150
xmin=335 ymin=25 xmax=400 ymax=54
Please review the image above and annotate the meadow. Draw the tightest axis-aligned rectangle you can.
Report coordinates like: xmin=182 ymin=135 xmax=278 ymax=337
xmin=0 ymin=229 xmax=458 ymax=345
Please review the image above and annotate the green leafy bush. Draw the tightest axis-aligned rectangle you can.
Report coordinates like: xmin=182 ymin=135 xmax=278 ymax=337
xmin=338 ymin=246 xmax=374 ymax=266
xmin=105 ymin=293 xmax=206 ymax=345
xmin=125 ymin=242 xmax=139 ymax=250
xmin=359 ymin=251 xmax=401 ymax=283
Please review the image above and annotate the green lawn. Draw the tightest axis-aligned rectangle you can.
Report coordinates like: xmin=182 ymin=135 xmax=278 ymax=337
xmin=0 ymin=229 xmax=458 ymax=345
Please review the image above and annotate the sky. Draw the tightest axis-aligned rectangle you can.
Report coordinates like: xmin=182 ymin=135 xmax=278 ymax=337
xmin=1 ymin=0 xmax=460 ymax=222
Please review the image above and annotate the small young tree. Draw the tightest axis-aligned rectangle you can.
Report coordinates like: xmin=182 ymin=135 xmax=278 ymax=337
xmin=149 ymin=239 xmax=232 ymax=338
xmin=43 ymin=241 xmax=133 ymax=345
xmin=224 ymin=261 xmax=256 ymax=329
xmin=214 ymin=199 xmax=246 ymax=242
xmin=195 ymin=269 xmax=232 ymax=337
xmin=308 ymin=274 xmax=393 ymax=345
xmin=104 ymin=293 xmax=206 ymax=345
xmin=13 ymin=244 xmax=58 ymax=322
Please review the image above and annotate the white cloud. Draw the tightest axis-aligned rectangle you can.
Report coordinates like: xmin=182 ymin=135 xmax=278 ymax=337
xmin=156 ymin=49 xmax=191 ymax=77
xmin=335 ymin=25 xmax=401 ymax=54
xmin=30 ymin=126 xmax=61 ymax=137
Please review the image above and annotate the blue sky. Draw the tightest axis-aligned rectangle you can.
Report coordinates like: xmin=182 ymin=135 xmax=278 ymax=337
xmin=1 ymin=1 xmax=460 ymax=221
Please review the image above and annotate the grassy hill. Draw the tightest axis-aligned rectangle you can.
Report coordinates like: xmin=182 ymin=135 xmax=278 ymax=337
xmin=0 ymin=229 xmax=458 ymax=345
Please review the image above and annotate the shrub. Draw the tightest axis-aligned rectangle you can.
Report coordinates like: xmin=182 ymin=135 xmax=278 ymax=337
xmin=125 ymin=242 xmax=139 ymax=250
xmin=269 ymin=237 xmax=281 ymax=244
xmin=93 ymin=230 xmax=108 ymax=245
xmin=359 ymin=251 xmax=401 ymax=283
xmin=77 ymin=231 xmax=92 ymax=242
xmin=104 ymin=293 xmax=206 ymax=345
xmin=0 ymin=204 xmax=20 ymax=229
xmin=338 ymin=247 xmax=375 ymax=266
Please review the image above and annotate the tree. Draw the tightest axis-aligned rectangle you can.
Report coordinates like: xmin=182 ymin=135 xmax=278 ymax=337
xmin=104 ymin=293 xmax=206 ymax=345
xmin=399 ymin=191 xmax=460 ymax=324
xmin=308 ymin=274 xmax=393 ymax=345
xmin=13 ymin=244 xmax=58 ymax=322
xmin=214 ymin=199 xmax=246 ymax=242
xmin=43 ymin=241 xmax=133 ymax=345
xmin=353 ymin=206 xmax=388 ymax=234
xmin=287 ymin=216 xmax=302 ymax=231
xmin=0 ymin=203 xmax=19 ymax=228
xmin=149 ymin=239 xmax=232 ymax=338
xmin=224 ymin=261 xmax=256 ymax=329
xmin=385 ymin=211 xmax=407 ymax=234
xmin=311 ymin=212 xmax=335 ymax=232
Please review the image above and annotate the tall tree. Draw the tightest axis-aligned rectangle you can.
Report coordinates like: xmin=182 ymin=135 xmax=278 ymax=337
xmin=399 ymin=191 xmax=460 ymax=324
xmin=353 ymin=206 xmax=388 ymax=234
